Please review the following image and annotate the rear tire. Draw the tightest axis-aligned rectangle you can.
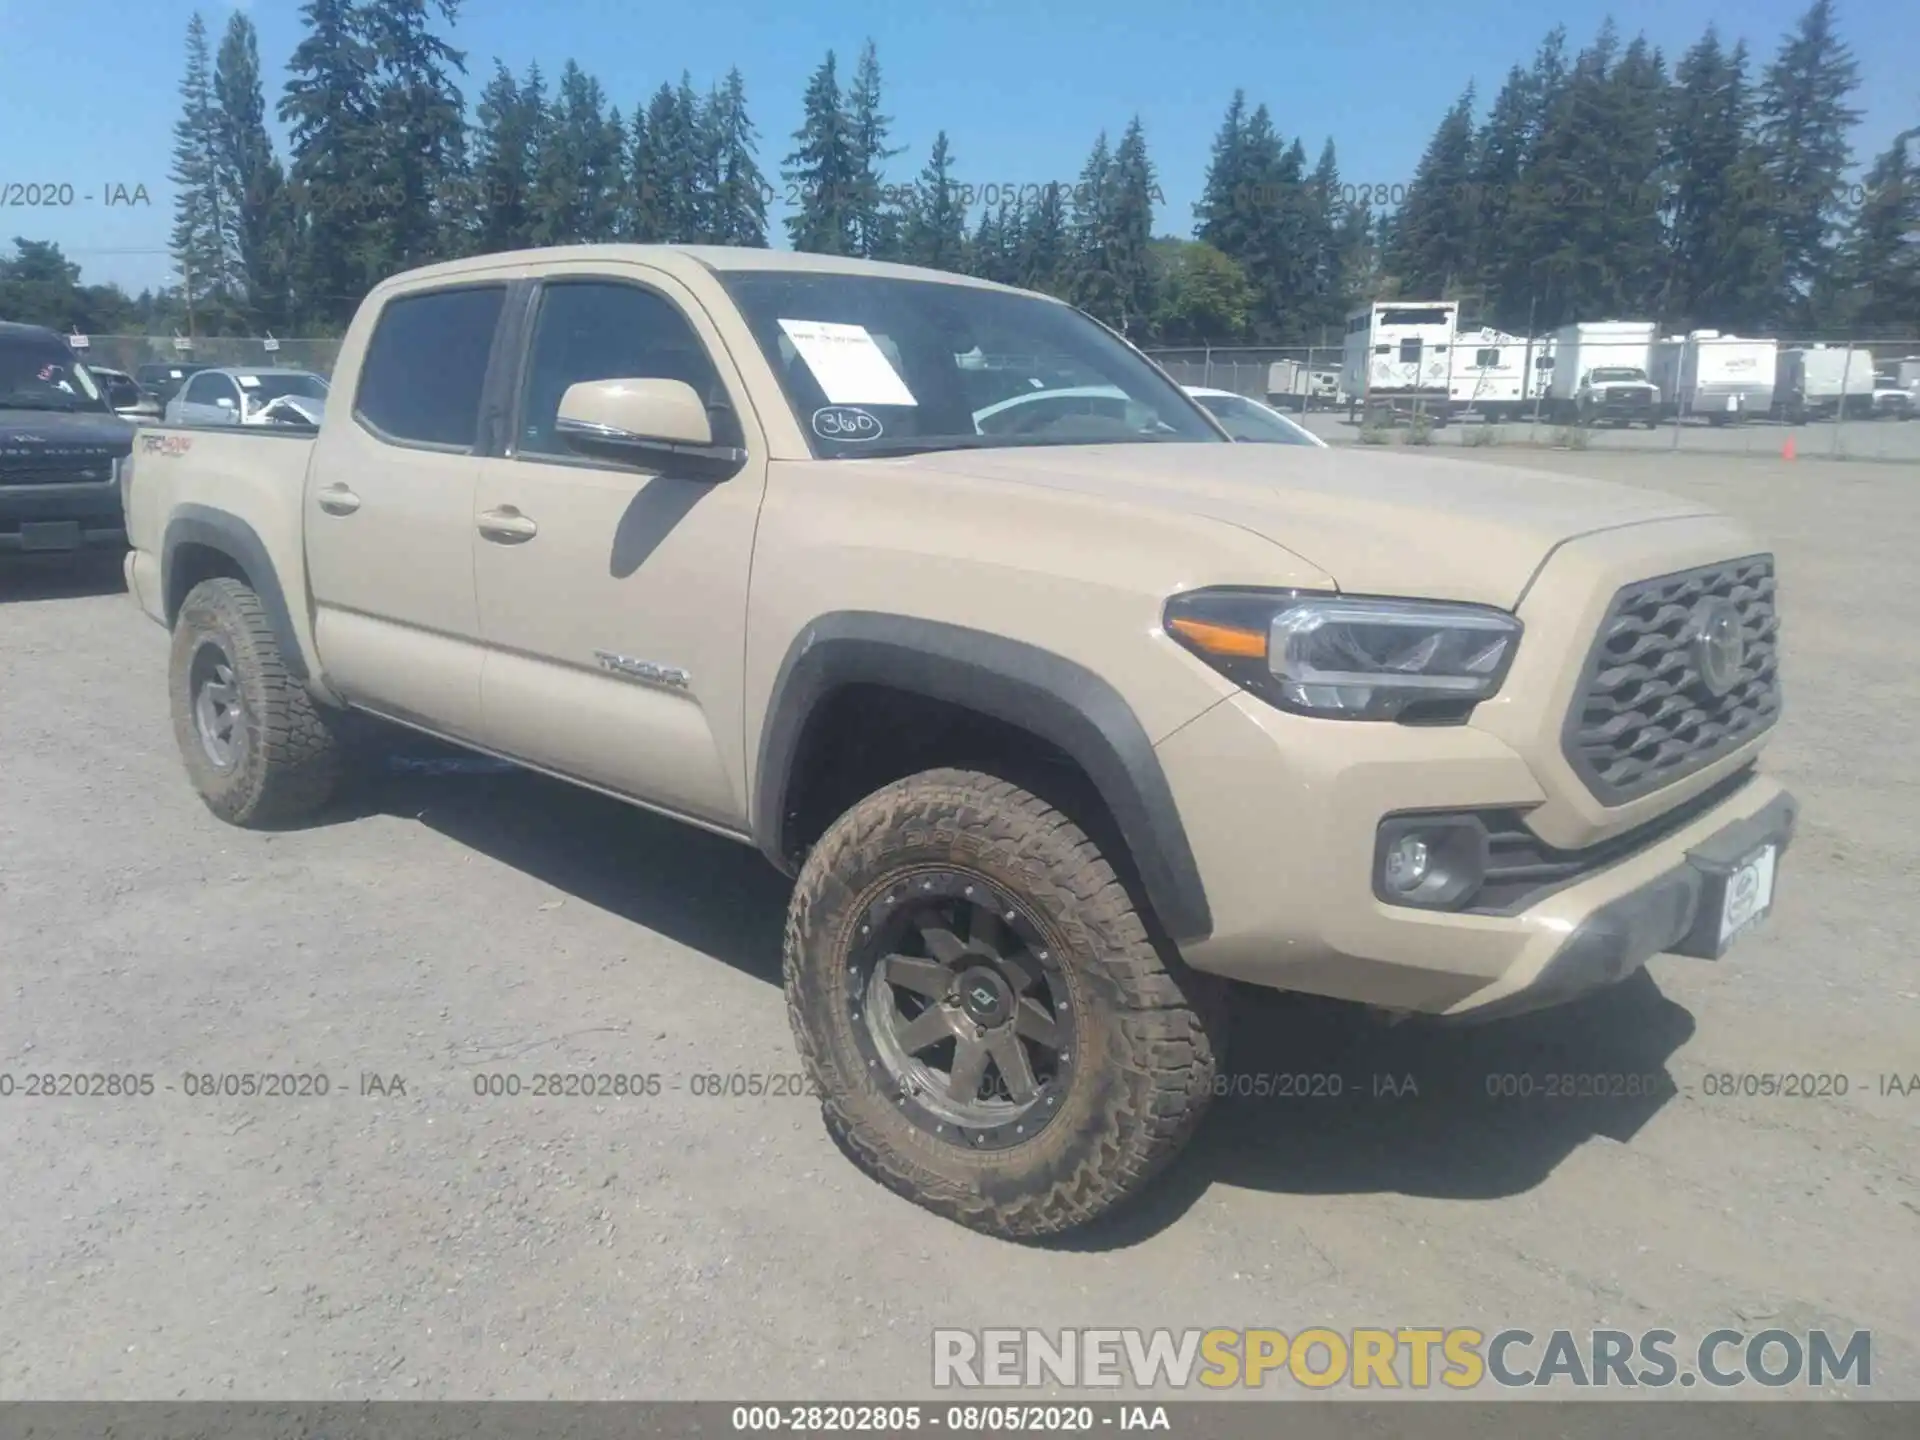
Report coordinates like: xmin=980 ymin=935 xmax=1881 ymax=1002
xmin=784 ymin=767 xmax=1226 ymax=1239
xmin=169 ymin=577 xmax=343 ymax=827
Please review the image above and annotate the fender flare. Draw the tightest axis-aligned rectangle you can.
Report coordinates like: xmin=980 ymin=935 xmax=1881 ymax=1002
xmin=752 ymin=612 xmax=1213 ymax=943
xmin=161 ymin=504 xmax=307 ymax=682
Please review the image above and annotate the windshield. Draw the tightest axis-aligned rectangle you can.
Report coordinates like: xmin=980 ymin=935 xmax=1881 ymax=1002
xmin=239 ymin=373 xmax=330 ymax=408
xmin=1191 ymin=392 xmax=1320 ymax=445
xmin=0 ymin=337 xmax=109 ymax=412
xmin=1588 ymin=367 xmax=1647 ymax=383
xmin=720 ymin=271 xmax=1222 ymax=457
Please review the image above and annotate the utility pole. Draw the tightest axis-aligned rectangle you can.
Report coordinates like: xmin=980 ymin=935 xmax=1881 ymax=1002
xmin=184 ymin=255 xmax=196 ymax=341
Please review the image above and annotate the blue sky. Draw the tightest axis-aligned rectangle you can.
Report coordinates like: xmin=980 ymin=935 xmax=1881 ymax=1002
xmin=3 ymin=0 xmax=1914 ymax=296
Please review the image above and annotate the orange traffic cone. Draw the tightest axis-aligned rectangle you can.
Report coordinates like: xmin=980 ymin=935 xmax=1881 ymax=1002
xmin=1782 ymin=436 xmax=1796 ymax=461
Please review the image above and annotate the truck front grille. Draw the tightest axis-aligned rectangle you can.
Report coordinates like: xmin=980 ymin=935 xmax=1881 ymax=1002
xmin=1564 ymin=555 xmax=1780 ymax=804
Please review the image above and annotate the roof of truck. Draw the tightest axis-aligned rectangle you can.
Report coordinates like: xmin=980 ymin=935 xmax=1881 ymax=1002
xmin=375 ymin=244 xmax=1036 ymax=297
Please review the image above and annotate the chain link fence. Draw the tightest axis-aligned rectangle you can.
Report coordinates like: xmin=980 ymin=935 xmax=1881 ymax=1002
xmin=72 ymin=335 xmax=345 ymax=379
xmin=1144 ymin=336 xmax=1920 ymax=462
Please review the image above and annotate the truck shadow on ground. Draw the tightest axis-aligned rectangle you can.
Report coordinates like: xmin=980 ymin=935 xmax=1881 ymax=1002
xmin=375 ymin=755 xmax=1696 ymax=1245
xmin=0 ymin=552 xmax=127 ymax=604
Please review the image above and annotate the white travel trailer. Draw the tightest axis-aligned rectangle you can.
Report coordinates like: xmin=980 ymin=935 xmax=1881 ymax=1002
xmin=1545 ymin=320 xmax=1662 ymax=425
xmin=1448 ymin=328 xmax=1543 ymax=418
xmin=1649 ymin=330 xmax=1777 ymax=423
xmin=1774 ymin=345 xmax=1877 ymax=420
xmin=1265 ymin=358 xmax=1342 ymax=411
xmin=1342 ymin=301 xmax=1458 ymax=420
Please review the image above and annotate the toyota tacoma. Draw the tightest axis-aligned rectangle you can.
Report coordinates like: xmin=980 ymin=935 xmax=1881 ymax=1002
xmin=121 ymin=246 xmax=1796 ymax=1237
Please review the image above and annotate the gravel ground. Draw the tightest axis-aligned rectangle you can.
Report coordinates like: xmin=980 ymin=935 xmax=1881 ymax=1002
xmin=1 ymin=448 xmax=1916 ymax=1402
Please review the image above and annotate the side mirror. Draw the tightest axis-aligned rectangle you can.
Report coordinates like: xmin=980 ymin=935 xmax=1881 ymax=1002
xmin=555 ymin=377 xmax=745 ymax=479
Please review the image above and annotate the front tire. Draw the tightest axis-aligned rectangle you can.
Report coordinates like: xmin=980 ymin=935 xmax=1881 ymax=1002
xmin=169 ymin=576 xmax=343 ymax=826
xmin=784 ymin=768 xmax=1225 ymax=1239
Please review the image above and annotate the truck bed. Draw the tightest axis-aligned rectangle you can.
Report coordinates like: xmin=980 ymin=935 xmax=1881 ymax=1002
xmin=121 ymin=424 xmax=319 ymax=648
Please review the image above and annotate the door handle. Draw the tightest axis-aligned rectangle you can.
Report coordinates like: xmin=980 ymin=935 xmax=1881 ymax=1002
xmin=316 ymin=484 xmax=361 ymax=516
xmin=477 ymin=506 xmax=538 ymax=543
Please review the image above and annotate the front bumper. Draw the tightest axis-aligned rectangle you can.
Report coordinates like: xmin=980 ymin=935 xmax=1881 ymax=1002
xmin=0 ymin=478 xmax=126 ymax=553
xmin=1156 ymin=688 xmax=1792 ymax=1019
xmin=1441 ymin=788 xmax=1796 ymax=1022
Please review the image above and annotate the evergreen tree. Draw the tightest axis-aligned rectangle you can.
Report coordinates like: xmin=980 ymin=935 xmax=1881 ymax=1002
xmin=633 ymin=78 xmax=705 ymax=243
xmin=1016 ymin=182 xmax=1071 ymax=295
xmin=1304 ymin=139 xmax=1347 ymax=338
xmin=847 ymin=41 xmax=906 ymax=259
xmin=1194 ymin=91 xmax=1253 ymax=257
xmin=213 ymin=11 xmax=290 ymax=329
xmin=1475 ymin=28 xmax=1570 ymax=330
xmin=783 ymin=53 xmax=859 ymax=254
xmin=1106 ymin=119 xmax=1161 ymax=336
xmin=1757 ymin=0 xmax=1863 ymax=325
xmin=1388 ymin=87 xmax=1478 ymax=299
xmin=1068 ymin=132 xmax=1119 ymax=322
xmin=900 ymin=131 xmax=968 ymax=273
xmin=968 ymin=198 xmax=1021 ymax=284
xmin=280 ymin=0 xmax=380 ymax=324
xmin=707 ymin=68 xmax=769 ymax=246
xmin=531 ymin=61 xmax=623 ymax=243
xmin=1505 ymin=23 xmax=1628 ymax=328
xmin=169 ymin=13 xmax=240 ymax=329
xmin=1663 ymin=33 xmax=1780 ymax=330
xmin=1837 ymin=129 xmax=1920 ymax=328
xmin=357 ymin=0 xmax=470 ymax=274
xmin=474 ymin=60 xmax=543 ymax=252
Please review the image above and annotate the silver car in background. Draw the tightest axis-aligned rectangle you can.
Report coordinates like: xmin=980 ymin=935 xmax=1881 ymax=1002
xmin=1183 ymin=385 xmax=1329 ymax=445
xmin=163 ymin=367 xmax=331 ymax=427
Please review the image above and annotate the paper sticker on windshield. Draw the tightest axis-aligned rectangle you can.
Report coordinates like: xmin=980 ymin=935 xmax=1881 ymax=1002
xmin=778 ymin=319 xmax=917 ymax=407
xmin=237 ymin=375 xmax=261 ymax=388
xmin=812 ymin=406 xmax=883 ymax=441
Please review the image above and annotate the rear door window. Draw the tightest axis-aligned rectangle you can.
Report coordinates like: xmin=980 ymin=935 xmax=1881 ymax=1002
xmin=355 ymin=285 xmax=507 ymax=450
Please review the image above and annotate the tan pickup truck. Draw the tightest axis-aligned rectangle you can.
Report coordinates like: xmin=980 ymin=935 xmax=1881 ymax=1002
xmin=123 ymin=245 xmax=1796 ymax=1237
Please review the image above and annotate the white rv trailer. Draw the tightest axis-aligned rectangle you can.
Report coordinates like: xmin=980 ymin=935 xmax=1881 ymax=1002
xmin=1649 ymin=330 xmax=1777 ymax=423
xmin=1773 ymin=345 xmax=1877 ymax=421
xmin=1447 ymin=328 xmax=1542 ymax=418
xmin=1342 ymin=301 xmax=1458 ymax=421
xmin=1265 ymin=358 xmax=1342 ymax=411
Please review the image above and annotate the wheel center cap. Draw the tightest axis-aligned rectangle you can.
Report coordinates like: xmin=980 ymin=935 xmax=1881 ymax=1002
xmin=957 ymin=967 xmax=1011 ymax=1025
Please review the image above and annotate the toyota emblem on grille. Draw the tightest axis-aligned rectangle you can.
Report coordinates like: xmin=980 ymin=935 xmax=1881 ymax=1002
xmin=1689 ymin=597 xmax=1746 ymax=698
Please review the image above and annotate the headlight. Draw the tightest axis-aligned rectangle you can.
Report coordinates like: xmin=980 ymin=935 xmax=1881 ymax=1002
xmin=1163 ymin=588 xmax=1522 ymax=721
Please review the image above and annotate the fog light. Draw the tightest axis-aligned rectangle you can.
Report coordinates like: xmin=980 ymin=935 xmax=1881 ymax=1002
xmin=1373 ymin=814 xmax=1491 ymax=910
xmin=1383 ymin=836 xmax=1431 ymax=893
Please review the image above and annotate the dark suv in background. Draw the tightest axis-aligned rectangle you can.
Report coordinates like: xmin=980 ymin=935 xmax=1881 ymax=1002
xmin=1 ymin=322 xmax=137 ymax=556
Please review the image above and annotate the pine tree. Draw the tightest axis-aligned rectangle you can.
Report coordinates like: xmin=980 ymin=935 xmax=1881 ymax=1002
xmin=900 ymin=131 xmax=967 ymax=273
xmin=1304 ymin=139 xmax=1347 ymax=339
xmin=632 ymin=78 xmax=705 ymax=244
xmin=170 ymin=13 xmax=240 ymax=330
xmin=280 ymin=0 xmax=379 ymax=325
xmin=1068 ymin=132 xmax=1119 ymax=322
xmin=1016 ymin=183 xmax=1071 ymax=295
xmin=474 ymin=60 xmax=543 ymax=252
xmin=530 ymin=61 xmax=623 ymax=243
xmin=1837 ymin=129 xmax=1920 ymax=329
xmin=783 ymin=53 xmax=859 ymax=254
xmin=1389 ymin=88 xmax=1478 ymax=299
xmin=1194 ymin=92 xmax=1253 ymax=257
xmin=707 ymin=68 xmax=769 ymax=246
xmin=846 ymin=41 xmax=906 ymax=259
xmin=213 ymin=12 xmax=290 ymax=329
xmin=1663 ymin=32 xmax=1781 ymax=331
xmin=1757 ymin=0 xmax=1864 ymax=326
xmin=1106 ymin=119 xmax=1161 ymax=336
xmin=357 ymin=0 xmax=470 ymax=274
xmin=967 ymin=198 xmax=1020 ymax=284
xmin=1475 ymin=27 xmax=1570 ymax=330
